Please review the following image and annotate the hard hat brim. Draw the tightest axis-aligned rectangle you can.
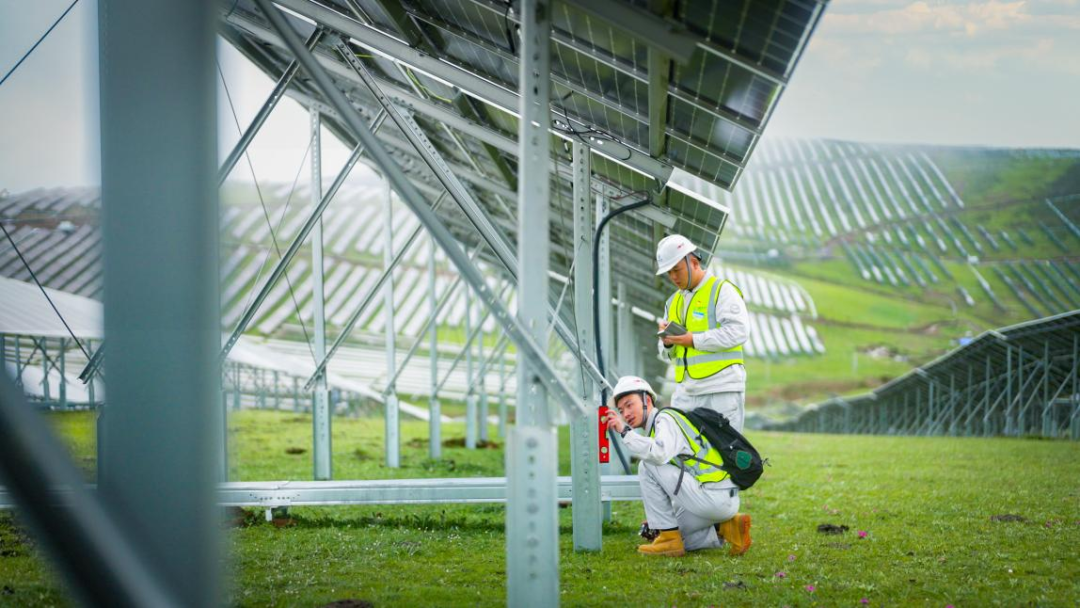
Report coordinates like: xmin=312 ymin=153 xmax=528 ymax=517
xmin=655 ymin=261 xmax=678 ymax=275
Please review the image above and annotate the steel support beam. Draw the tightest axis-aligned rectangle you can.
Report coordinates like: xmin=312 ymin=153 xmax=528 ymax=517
xmin=1072 ymin=335 xmax=1080 ymax=440
xmin=311 ymin=110 xmax=332 ymax=480
xmin=220 ymin=110 xmax=388 ymax=360
xmin=218 ymin=28 xmax=323 ymax=185
xmin=264 ymin=0 xmax=674 ymax=183
xmin=301 ymin=192 xmax=448 ymax=390
xmin=1 ymin=476 xmax=645 ymax=510
xmin=507 ymin=0 xmax=558 ymax=604
xmin=428 ymin=236 xmax=441 ymax=458
xmin=569 ymin=140 xmax=602 ymax=552
xmin=434 ymin=284 xmax=514 ymax=395
xmin=616 ymin=283 xmax=633 ymax=376
xmin=477 ymin=304 xmax=490 ymax=443
xmin=384 ymin=180 xmax=400 ymax=468
xmin=326 ymin=35 xmax=612 ymax=395
xmin=498 ymin=346 xmax=509 ymax=438
xmin=596 ymin=190 xmax=615 ymax=517
xmin=382 ymin=249 xmax=477 ymax=395
xmin=98 ymin=0 xmax=219 ymax=603
xmin=253 ymin=0 xmax=585 ymax=422
xmin=0 ymin=364 xmax=176 ymax=606
xmin=465 ymin=288 xmax=477 ymax=449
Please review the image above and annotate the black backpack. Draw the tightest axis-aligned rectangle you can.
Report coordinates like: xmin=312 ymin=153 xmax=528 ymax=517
xmin=660 ymin=407 xmax=766 ymax=491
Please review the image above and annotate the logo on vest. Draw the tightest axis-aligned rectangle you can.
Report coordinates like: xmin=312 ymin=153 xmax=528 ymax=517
xmin=692 ymin=310 xmax=705 ymax=320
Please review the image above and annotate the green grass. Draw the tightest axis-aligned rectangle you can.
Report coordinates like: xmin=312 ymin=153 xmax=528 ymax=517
xmin=725 ymin=263 xmax=973 ymax=410
xmin=3 ymin=411 xmax=1079 ymax=606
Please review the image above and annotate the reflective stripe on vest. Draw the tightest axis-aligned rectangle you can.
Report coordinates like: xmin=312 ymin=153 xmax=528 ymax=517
xmin=668 ymin=276 xmax=744 ymax=382
xmin=649 ymin=410 xmax=728 ymax=484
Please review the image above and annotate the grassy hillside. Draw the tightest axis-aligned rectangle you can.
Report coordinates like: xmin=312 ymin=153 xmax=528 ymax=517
xmin=2 ymin=410 xmax=1077 ymax=606
xmin=722 ymin=146 xmax=1080 ymax=418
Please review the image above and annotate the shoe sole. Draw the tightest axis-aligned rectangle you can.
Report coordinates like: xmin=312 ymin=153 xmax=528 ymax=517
xmin=730 ymin=514 xmax=752 ymax=556
xmin=637 ymin=548 xmax=686 ymax=557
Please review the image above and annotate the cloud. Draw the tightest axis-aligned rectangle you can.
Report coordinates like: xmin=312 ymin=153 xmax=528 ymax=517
xmin=904 ymin=37 xmax=1056 ymax=70
xmin=827 ymin=1 xmax=1033 ymax=36
xmin=805 ymin=36 xmax=882 ymax=74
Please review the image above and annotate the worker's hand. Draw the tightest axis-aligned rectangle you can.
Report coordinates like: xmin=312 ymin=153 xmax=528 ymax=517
xmin=657 ymin=320 xmax=669 ymax=332
xmin=605 ymin=411 xmax=626 ymax=435
xmin=662 ymin=332 xmax=694 ymax=347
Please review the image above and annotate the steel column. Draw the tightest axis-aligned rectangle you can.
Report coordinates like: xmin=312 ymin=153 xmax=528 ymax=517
xmin=465 ymin=288 xmax=477 ymax=449
xmin=1005 ymin=346 xmax=1014 ymax=436
xmin=311 ymin=109 xmax=332 ymax=480
xmin=1072 ymin=335 xmax=1079 ymax=440
xmin=429 ymin=235 xmax=442 ymax=458
xmin=616 ymin=283 xmax=633 ymax=376
xmin=570 ymin=140 xmax=602 ymax=552
xmin=596 ymin=191 xmax=618 ymax=511
xmin=384 ymin=181 xmax=400 ymax=468
xmin=97 ymin=0 xmax=218 ymax=602
xmin=1042 ymin=341 xmax=1052 ymax=437
xmin=507 ymin=0 xmax=558 ymax=604
xmin=478 ymin=313 xmax=489 ymax=443
xmin=498 ymin=348 xmax=508 ymax=438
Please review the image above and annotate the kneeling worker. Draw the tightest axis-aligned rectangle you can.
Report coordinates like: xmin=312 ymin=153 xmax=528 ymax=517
xmin=606 ymin=376 xmax=751 ymax=557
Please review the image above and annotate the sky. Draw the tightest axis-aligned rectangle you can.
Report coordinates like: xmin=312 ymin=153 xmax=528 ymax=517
xmin=0 ymin=0 xmax=1078 ymax=193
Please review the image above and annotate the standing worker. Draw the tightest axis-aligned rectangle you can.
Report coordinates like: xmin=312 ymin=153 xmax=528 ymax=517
xmin=606 ymin=376 xmax=751 ymax=556
xmin=655 ymin=235 xmax=750 ymax=431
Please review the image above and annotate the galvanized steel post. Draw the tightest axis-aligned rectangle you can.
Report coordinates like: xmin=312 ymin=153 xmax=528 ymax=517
xmin=507 ymin=0 xmax=559 ymax=603
xmin=98 ymin=0 xmax=220 ymax=601
xmin=570 ymin=140 xmax=602 ymax=552
xmin=311 ymin=109 xmax=333 ymax=480
xmin=596 ymin=191 xmax=614 ymax=518
xmin=384 ymin=180 xmax=400 ymax=468
xmin=465 ymin=288 xmax=477 ymax=449
xmin=429 ymin=235 xmax=442 ymax=458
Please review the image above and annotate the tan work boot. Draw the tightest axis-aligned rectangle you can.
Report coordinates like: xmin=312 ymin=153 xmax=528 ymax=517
xmin=717 ymin=513 xmax=752 ymax=556
xmin=637 ymin=529 xmax=685 ymax=556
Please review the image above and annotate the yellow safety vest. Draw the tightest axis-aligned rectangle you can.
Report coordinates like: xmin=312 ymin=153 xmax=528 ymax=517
xmin=666 ymin=276 xmax=744 ymax=382
xmin=649 ymin=409 xmax=728 ymax=485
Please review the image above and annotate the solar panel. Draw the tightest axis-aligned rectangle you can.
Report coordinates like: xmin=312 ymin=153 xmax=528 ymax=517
xmin=218 ymin=0 xmax=822 ymax=379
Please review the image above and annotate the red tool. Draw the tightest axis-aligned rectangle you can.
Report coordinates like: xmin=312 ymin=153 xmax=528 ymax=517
xmin=598 ymin=406 xmax=611 ymax=463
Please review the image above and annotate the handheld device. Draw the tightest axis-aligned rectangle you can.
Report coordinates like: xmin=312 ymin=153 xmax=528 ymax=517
xmin=657 ymin=321 xmax=687 ymax=338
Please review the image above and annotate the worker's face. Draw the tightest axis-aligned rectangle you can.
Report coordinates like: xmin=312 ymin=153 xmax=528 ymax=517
xmin=615 ymin=393 xmax=649 ymax=429
xmin=666 ymin=256 xmax=695 ymax=290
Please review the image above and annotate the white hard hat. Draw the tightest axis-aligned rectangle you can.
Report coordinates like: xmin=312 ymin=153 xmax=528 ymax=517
xmin=611 ymin=375 xmax=656 ymax=404
xmin=655 ymin=234 xmax=697 ymax=275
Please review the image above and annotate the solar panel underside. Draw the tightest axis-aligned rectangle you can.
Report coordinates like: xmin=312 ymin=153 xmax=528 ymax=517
xmin=219 ymin=0 xmax=823 ymax=376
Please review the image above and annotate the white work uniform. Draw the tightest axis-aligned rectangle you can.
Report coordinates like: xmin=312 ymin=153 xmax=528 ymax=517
xmin=658 ymin=270 xmax=750 ymax=432
xmin=623 ymin=408 xmax=739 ymax=551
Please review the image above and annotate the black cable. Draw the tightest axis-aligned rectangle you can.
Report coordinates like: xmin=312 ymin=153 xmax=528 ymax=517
xmin=503 ymin=1 xmax=516 ymax=54
xmin=0 ymin=0 xmax=80 ymax=90
xmin=592 ymin=195 xmax=651 ymax=474
xmin=0 ymin=221 xmax=91 ymax=360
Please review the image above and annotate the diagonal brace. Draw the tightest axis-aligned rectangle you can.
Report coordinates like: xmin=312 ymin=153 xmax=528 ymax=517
xmin=220 ymin=109 xmax=389 ymax=360
xmin=254 ymin=0 xmax=586 ymax=417
xmin=332 ymin=37 xmax=610 ymax=392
